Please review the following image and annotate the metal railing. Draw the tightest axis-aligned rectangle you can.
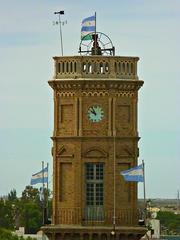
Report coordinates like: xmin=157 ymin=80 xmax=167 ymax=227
xmin=57 ymin=207 xmax=139 ymax=226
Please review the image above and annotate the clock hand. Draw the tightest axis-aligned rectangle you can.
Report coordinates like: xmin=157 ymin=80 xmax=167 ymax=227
xmin=90 ymin=110 xmax=96 ymax=115
xmin=90 ymin=107 xmax=96 ymax=115
xmin=92 ymin=108 xmax=97 ymax=115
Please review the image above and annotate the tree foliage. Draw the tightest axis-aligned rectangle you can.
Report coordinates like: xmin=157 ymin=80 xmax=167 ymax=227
xmin=157 ymin=211 xmax=180 ymax=234
xmin=0 ymin=199 xmax=15 ymax=229
xmin=21 ymin=186 xmax=39 ymax=202
xmin=8 ymin=189 xmax=17 ymax=202
xmin=0 ymin=228 xmax=36 ymax=240
xmin=19 ymin=202 xmax=42 ymax=234
xmin=0 ymin=186 xmax=51 ymax=234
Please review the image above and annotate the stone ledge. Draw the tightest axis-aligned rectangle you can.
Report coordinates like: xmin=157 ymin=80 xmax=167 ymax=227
xmin=42 ymin=224 xmax=147 ymax=240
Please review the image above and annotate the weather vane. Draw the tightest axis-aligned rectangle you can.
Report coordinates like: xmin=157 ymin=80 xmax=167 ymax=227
xmin=53 ymin=11 xmax=67 ymax=56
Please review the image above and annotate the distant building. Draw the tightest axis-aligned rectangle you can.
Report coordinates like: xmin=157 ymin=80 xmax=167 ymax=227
xmin=15 ymin=228 xmax=48 ymax=240
xmin=149 ymin=219 xmax=160 ymax=239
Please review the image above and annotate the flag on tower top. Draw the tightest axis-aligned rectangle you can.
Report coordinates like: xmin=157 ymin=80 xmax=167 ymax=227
xmin=120 ymin=164 xmax=144 ymax=182
xmin=81 ymin=15 xmax=96 ymax=40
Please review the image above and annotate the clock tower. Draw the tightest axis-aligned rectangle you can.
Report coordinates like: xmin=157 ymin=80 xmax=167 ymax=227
xmin=43 ymin=33 xmax=147 ymax=240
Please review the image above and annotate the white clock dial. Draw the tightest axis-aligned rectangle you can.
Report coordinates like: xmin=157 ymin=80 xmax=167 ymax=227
xmin=87 ymin=105 xmax=104 ymax=122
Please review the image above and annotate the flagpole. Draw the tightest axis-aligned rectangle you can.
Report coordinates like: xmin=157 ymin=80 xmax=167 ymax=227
xmin=95 ymin=12 xmax=96 ymax=35
xmin=142 ymin=160 xmax=146 ymax=219
xmin=42 ymin=161 xmax=45 ymax=225
xmin=177 ymin=190 xmax=180 ymax=210
xmin=46 ymin=162 xmax=49 ymax=223
xmin=113 ymin=131 xmax=116 ymax=232
xmin=95 ymin=12 xmax=97 ymax=55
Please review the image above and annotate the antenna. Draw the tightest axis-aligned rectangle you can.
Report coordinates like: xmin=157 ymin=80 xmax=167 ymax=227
xmin=54 ymin=11 xmax=67 ymax=56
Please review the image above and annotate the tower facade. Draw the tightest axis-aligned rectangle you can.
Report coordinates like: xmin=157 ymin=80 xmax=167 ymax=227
xmin=43 ymin=54 xmax=146 ymax=239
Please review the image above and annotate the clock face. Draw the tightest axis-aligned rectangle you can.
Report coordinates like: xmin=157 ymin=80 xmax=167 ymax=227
xmin=87 ymin=105 xmax=104 ymax=122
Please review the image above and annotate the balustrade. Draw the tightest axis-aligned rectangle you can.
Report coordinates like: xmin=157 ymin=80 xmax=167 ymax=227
xmin=53 ymin=56 xmax=139 ymax=80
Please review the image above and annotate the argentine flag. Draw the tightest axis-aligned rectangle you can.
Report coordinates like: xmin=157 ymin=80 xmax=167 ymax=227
xmin=30 ymin=167 xmax=48 ymax=185
xmin=81 ymin=15 xmax=95 ymax=40
xmin=120 ymin=164 xmax=144 ymax=182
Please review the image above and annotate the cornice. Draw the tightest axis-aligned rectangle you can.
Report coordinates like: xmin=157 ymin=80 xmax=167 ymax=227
xmin=48 ymin=79 xmax=144 ymax=91
xmin=53 ymin=55 xmax=140 ymax=60
xmin=51 ymin=136 xmax=141 ymax=141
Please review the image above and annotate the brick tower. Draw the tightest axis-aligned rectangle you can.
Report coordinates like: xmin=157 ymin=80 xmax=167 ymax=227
xmin=42 ymin=33 xmax=147 ymax=239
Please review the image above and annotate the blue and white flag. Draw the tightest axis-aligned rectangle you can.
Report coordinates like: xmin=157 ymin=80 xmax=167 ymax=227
xmin=81 ymin=15 xmax=95 ymax=40
xmin=120 ymin=164 xmax=144 ymax=182
xmin=30 ymin=167 xmax=48 ymax=185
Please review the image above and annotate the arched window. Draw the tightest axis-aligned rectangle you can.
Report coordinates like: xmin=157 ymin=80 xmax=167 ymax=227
xmin=66 ymin=62 xmax=69 ymax=72
xmin=119 ymin=62 xmax=121 ymax=73
xmin=58 ymin=63 xmax=61 ymax=73
xmin=114 ymin=62 xmax=117 ymax=72
xmin=82 ymin=63 xmax=86 ymax=72
xmin=74 ymin=62 xmax=77 ymax=72
xmin=122 ymin=62 xmax=125 ymax=73
xmin=62 ymin=62 xmax=64 ymax=73
xmin=100 ymin=63 xmax=104 ymax=74
xmin=131 ymin=63 xmax=134 ymax=74
xmin=88 ymin=63 xmax=92 ymax=73
xmin=70 ymin=62 xmax=73 ymax=72
xmin=105 ymin=63 xmax=109 ymax=72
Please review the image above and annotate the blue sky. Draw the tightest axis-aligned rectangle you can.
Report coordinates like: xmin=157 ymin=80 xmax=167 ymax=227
xmin=0 ymin=0 xmax=179 ymax=199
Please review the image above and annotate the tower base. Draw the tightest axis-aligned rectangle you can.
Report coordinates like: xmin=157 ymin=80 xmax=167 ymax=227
xmin=42 ymin=224 xmax=147 ymax=240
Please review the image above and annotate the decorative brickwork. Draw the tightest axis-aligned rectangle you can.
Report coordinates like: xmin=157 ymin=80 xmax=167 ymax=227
xmin=42 ymin=55 xmax=147 ymax=239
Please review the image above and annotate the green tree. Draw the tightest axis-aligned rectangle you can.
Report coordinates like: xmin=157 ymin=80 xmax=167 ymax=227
xmin=8 ymin=189 xmax=17 ymax=202
xmin=0 ymin=228 xmax=36 ymax=240
xmin=20 ymin=186 xmax=43 ymax=233
xmin=21 ymin=186 xmax=39 ymax=202
xmin=0 ymin=186 xmax=52 ymax=234
xmin=0 ymin=198 xmax=14 ymax=229
xmin=19 ymin=201 xmax=42 ymax=234
xmin=157 ymin=211 xmax=180 ymax=234
xmin=0 ymin=228 xmax=19 ymax=240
